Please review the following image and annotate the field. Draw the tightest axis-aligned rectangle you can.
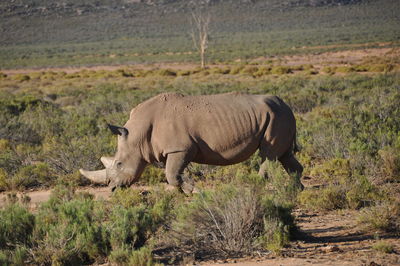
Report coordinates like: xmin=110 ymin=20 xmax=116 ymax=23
xmin=1 ymin=46 xmax=400 ymax=264
xmin=1 ymin=0 xmax=400 ymax=68
xmin=1 ymin=0 xmax=400 ymax=265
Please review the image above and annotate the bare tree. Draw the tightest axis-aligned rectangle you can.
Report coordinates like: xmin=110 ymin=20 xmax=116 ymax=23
xmin=190 ymin=6 xmax=211 ymax=69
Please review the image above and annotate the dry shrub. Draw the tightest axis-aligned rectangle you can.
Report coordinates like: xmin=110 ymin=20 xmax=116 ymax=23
xmin=171 ymin=185 xmax=294 ymax=256
xmin=173 ymin=187 xmax=262 ymax=255
xmin=372 ymin=241 xmax=395 ymax=254
xmin=378 ymin=147 xmax=400 ymax=182
xmin=358 ymin=201 xmax=400 ymax=234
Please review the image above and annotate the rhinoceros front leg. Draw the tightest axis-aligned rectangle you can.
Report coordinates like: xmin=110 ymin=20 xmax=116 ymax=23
xmin=165 ymin=151 xmax=197 ymax=194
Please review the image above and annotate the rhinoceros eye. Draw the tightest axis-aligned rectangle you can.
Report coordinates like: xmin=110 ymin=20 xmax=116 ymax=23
xmin=116 ymin=162 xmax=123 ymax=169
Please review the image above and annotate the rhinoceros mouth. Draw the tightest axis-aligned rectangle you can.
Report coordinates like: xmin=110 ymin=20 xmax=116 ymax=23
xmin=110 ymin=183 xmax=128 ymax=192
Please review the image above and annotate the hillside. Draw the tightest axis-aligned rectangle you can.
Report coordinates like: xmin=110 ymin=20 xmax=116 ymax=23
xmin=0 ymin=0 xmax=399 ymax=68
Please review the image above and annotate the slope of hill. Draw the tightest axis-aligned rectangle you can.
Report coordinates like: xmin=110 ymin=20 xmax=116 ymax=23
xmin=0 ymin=0 xmax=399 ymax=68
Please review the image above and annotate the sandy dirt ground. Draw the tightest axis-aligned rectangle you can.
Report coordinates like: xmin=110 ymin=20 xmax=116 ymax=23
xmin=0 ymin=187 xmax=399 ymax=265
xmin=0 ymin=186 xmax=112 ymax=210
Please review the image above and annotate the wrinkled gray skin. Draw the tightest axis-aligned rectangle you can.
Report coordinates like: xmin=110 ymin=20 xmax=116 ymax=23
xmin=80 ymin=92 xmax=303 ymax=193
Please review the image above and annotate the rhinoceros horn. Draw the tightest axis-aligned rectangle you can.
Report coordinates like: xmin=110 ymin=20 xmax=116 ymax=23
xmin=100 ymin=156 xmax=114 ymax=168
xmin=79 ymin=169 xmax=108 ymax=184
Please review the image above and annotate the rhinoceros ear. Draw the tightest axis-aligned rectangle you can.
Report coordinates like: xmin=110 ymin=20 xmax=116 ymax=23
xmin=108 ymin=124 xmax=129 ymax=137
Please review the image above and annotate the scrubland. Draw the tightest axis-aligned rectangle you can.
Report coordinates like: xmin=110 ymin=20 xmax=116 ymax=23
xmin=0 ymin=53 xmax=399 ymax=264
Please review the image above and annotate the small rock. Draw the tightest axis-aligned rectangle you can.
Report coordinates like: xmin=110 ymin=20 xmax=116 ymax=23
xmin=323 ymin=245 xmax=341 ymax=252
xmin=369 ymin=262 xmax=381 ymax=266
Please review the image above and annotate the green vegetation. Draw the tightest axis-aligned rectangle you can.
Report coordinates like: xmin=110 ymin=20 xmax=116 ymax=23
xmin=0 ymin=69 xmax=399 ymax=194
xmin=358 ymin=202 xmax=400 ymax=234
xmin=1 ymin=0 xmax=400 ymax=263
xmin=372 ymin=241 xmax=395 ymax=254
xmin=0 ymin=48 xmax=399 ymax=262
xmin=1 ymin=0 xmax=399 ymax=68
xmin=0 ymin=183 xmax=176 ymax=265
xmin=0 ymin=168 xmax=299 ymax=264
xmin=170 ymin=163 xmax=298 ymax=258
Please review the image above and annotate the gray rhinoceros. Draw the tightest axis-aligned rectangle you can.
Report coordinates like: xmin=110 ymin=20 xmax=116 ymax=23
xmin=80 ymin=92 xmax=303 ymax=193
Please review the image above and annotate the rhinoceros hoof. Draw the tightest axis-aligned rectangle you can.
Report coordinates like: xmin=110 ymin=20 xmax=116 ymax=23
xmin=192 ymin=187 xmax=200 ymax=194
xmin=181 ymin=182 xmax=196 ymax=195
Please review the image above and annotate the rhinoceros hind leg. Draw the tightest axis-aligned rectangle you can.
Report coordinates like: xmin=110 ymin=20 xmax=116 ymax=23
xmin=279 ymin=152 xmax=304 ymax=190
xmin=165 ymin=151 xmax=197 ymax=194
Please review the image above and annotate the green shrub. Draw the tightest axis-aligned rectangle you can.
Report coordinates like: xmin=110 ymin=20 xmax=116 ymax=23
xmin=8 ymin=163 xmax=54 ymax=190
xmin=209 ymin=67 xmax=229 ymax=75
xmin=240 ymin=66 xmax=259 ymax=75
xmin=109 ymin=247 xmax=131 ymax=265
xmin=358 ymin=202 xmax=400 ymax=234
xmin=322 ymin=66 xmax=336 ymax=74
xmin=116 ymin=69 xmax=135 ymax=77
xmin=302 ymin=64 xmax=315 ymax=71
xmin=259 ymin=218 xmax=290 ymax=254
xmin=253 ymin=66 xmax=271 ymax=77
xmin=139 ymin=166 xmax=165 ymax=185
xmin=372 ymin=241 xmax=394 ymax=253
xmin=12 ymin=74 xmax=30 ymax=82
xmin=108 ymin=204 xmax=149 ymax=250
xmin=128 ymin=246 xmax=155 ymax=266
xmin=0 ymin=250 xmax=8 ymax=265
xmin=0 ymin=203 xmax=35 ymax=249
xmin=11 ymin=246 xmax=29 ymax=265
xmin=110 ymin=188 xmax=143 ymax=208
xmin=368 ymin=64 xmax=394 ymax=72
xmin=299 ymin=171 xmax=380 ymax=211
xmin=335 ymin=66 xmax=356 ymax=73
xmin=305 ymin=69 xmax=319 ymax=75
xmin=176 ymin=70 xmax=191 ymax=76
xmin=108 ymin=187 xmax=174 ymax=249
xmin=354 ymin=65 xmax=369 ymax=72
xmin=378 ymin=147 xmax=400 ymax=182
xmin=208 ymin=163 xmax=254 ymax=185
xmin=229 ymin=65 xmax=244 ymax=74
xmin=33 ymin=188 xmax=108 ymax=265
xmin=264 ymin=160 xmax=302 ymax=207
xmin=298 ymin=186 xmax=347 ymax=211
xmin=157 ymin=69 xmax=176 ymax=77
xmin=0 ymin=168 xmax=7 ymax=191
xmin=109 ymin=246 xmax=156 ymax=266
xmin=286 ymin=90 xmax=318 ymax=113
xmin=310 ymin=158 xmax=352 ymax=184
xmin=271 ymin=66 xmax=292 ymax=75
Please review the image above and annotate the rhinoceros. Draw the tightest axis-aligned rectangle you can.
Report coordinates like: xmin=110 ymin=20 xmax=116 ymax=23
xmin=80 ymin=92 xmax=303 ymax=193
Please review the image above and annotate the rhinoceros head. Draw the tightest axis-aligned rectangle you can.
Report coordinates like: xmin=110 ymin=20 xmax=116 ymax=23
xmin=79 ymin=124 xmax=147 ymax=191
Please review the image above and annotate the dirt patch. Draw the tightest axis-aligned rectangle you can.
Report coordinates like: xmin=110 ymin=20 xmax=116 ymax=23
xmin=252 ymin=47 xmax=399 ymax=70
xmin=203 ymin=209 xmax=400 ymax=266
xmin=0 ymin=186 xmax=112 ymax=210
